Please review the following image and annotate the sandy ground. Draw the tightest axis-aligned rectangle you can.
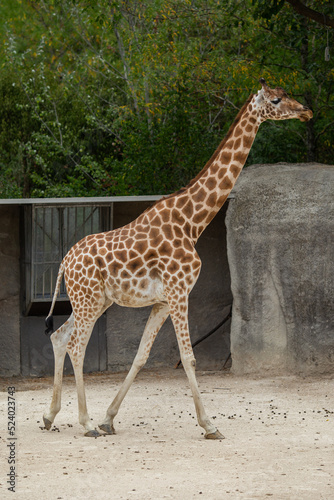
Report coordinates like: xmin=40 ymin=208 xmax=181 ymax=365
xmin=0 ymin=369 xmax=333 ymax=500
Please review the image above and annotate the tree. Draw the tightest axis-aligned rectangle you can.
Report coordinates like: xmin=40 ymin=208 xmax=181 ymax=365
xmin=251 ymin=0 xmax=334 ymax=162
xmin=0 ymin=0 xmax=333 ymax=198
xmin=252 ymin=0 xmax=334 ymax=27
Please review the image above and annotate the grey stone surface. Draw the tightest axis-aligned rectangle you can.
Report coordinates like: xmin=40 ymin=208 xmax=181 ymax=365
xmin=20 ymin=315 xmax=107 ymax=377
xmin=0 ymin=206 xmax=21 ymax=376
xmin=226 ymin=163 xmax=334 ymax=375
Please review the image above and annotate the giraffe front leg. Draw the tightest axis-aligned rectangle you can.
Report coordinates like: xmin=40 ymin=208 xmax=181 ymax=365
xmin=182 ymin=356 xmax=225 ymax=440
xmin=99 ymin=303 xmax=170 ymax=435
xmin=168 ymin=294 xmax=224 ymax=440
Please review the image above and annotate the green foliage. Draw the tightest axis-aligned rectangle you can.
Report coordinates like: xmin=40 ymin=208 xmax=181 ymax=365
xmin=252 ymin=0 xmax=286 ymax=21
xmin=0 ymin=0 xmax=333 ymax=198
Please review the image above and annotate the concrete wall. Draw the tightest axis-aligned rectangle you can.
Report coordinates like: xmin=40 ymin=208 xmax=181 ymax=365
xmin=226 ymin=163 xmax=334 ymax=375
xmin=20 ymin=315 xmax=107 ymax=377
xmin=0 ymin=206 xmax=21 ymax=376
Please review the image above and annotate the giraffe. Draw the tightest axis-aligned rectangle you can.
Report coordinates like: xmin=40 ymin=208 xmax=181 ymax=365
xmin=43 ymin=79 xmax=312 ymax=438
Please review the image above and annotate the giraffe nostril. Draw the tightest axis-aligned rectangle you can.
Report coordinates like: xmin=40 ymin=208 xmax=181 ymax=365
xmin=299 ymin=106 xmax=313 ymax=121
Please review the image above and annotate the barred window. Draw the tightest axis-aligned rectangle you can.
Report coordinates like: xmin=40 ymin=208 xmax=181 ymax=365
xmin=24 ymin=204 xmax=111 ymax=313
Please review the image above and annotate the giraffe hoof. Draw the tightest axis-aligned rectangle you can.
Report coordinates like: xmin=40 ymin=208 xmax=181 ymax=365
xmin=84 ymin=429 xmax=101 ymax=438
xmin=205 ymin=429 xmax=225 ymax=440
xmin=43 ymin=417 xmax=52 ymax=430
xmin=98 ymin=424 xmax=116 ymax=435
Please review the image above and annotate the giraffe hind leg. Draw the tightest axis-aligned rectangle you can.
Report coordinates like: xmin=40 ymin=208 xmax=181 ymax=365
xmin=66 ymin=318 xmax=102 ymax=437
xmin=43 ymin=314 xmax=74 ymax=429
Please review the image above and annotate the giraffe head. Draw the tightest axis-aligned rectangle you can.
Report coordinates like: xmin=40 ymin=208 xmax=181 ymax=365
xmin=255 ymin=78 xmax=313 ymax=123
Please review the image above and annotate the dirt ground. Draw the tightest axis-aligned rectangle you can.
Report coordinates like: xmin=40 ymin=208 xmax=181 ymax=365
xmin=0 ymin=369 xmax=333 ymax=500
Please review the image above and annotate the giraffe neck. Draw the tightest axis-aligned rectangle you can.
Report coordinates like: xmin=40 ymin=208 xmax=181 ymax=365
xmin=170 ymin=93 xmax=260 ymax=243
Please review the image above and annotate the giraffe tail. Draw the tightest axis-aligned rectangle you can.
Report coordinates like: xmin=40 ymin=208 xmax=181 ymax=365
xmin=45 ymin=259 xmax=66 ymax=336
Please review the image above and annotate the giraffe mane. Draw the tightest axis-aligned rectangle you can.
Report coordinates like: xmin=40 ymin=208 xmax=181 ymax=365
xmin=155 ymin=93 xmax=255 ymax=205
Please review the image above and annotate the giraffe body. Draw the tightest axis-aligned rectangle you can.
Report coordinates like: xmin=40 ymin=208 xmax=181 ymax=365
xmin=43 ymin=80 xmax=312 ymax=438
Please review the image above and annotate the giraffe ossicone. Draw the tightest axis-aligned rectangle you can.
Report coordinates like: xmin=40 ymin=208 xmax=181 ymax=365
xmin=43 ymin=79 xmax=312 ymax=439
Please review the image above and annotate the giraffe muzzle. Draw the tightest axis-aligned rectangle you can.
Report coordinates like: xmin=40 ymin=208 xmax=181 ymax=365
xmin=299 ymin=106 xmax=313 ymax=122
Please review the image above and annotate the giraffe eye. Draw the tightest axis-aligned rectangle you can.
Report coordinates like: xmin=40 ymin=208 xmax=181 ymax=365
xmin=271 ymin=98 xmax=281 ymax=105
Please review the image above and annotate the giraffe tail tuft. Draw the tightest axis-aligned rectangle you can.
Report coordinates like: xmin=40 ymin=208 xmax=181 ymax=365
xmin=45 ymin=315 xmax=54 ymax=336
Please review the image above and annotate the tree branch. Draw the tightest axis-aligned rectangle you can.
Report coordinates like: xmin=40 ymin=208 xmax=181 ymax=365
xmin=285 ymin=0 xmax=334 ymax=28
xmin=315 ymin=120 xmax=334 ymax=143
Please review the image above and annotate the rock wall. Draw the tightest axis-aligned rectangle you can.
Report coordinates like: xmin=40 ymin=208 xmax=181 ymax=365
xmin=0 ymin=206 xmax=21 ymax=376
xmin=226 ymin=163 xmax=334 ymax=375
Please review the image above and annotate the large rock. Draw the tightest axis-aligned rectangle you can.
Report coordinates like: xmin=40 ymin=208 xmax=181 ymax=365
xmin=226 ymin=163 xmax=334 ymax=375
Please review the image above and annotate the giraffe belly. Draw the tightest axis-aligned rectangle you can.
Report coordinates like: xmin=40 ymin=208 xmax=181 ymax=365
xmin=105 ymin=278 xmax=166 ymax=308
